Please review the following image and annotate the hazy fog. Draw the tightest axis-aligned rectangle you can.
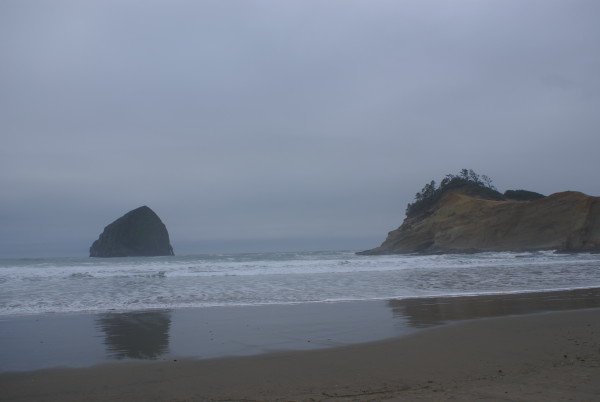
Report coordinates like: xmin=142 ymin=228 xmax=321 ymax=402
xmin=2 ymin=0 xmax=599 ymax=257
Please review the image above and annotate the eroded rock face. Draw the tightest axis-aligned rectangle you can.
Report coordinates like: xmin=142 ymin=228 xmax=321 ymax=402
xmin=359 ymin=190 xmax=600 ymax=255
xmin=90 ymin=206 xmax=174 ymax=257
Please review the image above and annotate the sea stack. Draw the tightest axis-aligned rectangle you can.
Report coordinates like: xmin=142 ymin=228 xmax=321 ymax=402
xmin=90 ymin=206 xmax=174 ymax=257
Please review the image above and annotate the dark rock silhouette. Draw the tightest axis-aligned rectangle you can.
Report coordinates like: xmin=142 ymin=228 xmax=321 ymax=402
xmin=90 ymin=206 xmax=174 ymax=257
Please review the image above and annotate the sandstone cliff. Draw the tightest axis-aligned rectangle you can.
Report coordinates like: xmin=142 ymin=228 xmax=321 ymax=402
xmin=359 ymin=190 xmax=600 ymax=255
xmin=90 ymin=206 xmax=174 ymax=257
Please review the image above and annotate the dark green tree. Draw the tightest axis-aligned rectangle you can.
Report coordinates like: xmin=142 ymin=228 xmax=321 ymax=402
xmin=405 ymin=169 xmax=502 ymax=218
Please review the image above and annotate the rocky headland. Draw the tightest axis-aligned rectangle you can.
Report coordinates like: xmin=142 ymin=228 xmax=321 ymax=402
xmin=359 ymin=171 xmax=600 ymax=255
xmin=90 ymin=206 xmax=174 ymax=257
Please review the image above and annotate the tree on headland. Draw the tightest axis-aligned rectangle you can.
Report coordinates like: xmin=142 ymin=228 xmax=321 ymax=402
xmin=415 ymin=180 xmax=436 ymax=202
xmin=504 ymin=189 xmax=545 ymax=201
xmin=405 ymin=170 xmax=546 ymax=218
xmin=406 ymin=169 xmax=502 ymax=218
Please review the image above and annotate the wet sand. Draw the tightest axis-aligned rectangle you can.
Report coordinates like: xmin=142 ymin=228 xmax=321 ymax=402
xmin=3 ymin=287 xmax=600 ymax=373
xmin=1 ymin=308 xmax=599 ymax=401
xmin=1 ymin=289 xmax=600 ymax=401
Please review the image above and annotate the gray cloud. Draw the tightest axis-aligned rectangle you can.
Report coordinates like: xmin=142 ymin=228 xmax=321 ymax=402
xmin=2 ymin=0 xmax=600 ymax=257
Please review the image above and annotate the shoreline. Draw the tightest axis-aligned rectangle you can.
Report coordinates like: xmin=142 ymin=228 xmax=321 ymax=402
xmin=4 ymin=283 xmax=600 ymax=319
xmin=2 ymin=287 xmax=600 ymax=373
xmin=1 ymin=307 xmax=599 ymax=401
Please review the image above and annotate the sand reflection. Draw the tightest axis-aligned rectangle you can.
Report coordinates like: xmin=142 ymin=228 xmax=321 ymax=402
xmin=95 ymin=310 xmax=172 ymax=359
xmin=388 ymin=287 xmax=600 ymax=328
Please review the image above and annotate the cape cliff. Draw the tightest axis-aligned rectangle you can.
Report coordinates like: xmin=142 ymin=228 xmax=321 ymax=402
xmin=359 ymin=190 xmax=600 ymax=255
xmin=90 ymin=206 xmax=174 ymax=257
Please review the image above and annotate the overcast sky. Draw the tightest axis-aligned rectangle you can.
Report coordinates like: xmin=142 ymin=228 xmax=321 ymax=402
xmin=2 ymin=0 xmax=599 ymax=257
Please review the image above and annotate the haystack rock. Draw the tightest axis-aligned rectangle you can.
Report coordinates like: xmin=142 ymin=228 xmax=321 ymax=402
xmin=359 ymin=190 xmax=600 ymax=255
xmin=90 ymin=206 xmax=174 ymax=257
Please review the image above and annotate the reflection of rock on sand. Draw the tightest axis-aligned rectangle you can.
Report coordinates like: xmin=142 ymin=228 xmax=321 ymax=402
xmin=96 ymin=310 xmax=172 ymax=359
xmin=388 ymin=287 xmax=600 ymax=328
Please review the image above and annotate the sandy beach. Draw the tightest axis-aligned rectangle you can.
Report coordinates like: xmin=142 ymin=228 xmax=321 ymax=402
xmin=2 ymin=305 xmax=599 ymax=401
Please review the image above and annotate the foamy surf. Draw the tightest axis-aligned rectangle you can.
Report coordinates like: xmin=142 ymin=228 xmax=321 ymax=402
xmin=1 ymin=250 xmax=600 ymax=316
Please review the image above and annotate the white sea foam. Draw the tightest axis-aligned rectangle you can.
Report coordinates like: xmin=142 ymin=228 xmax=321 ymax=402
xmin=1 ymin=250 xmax=600 ymax=316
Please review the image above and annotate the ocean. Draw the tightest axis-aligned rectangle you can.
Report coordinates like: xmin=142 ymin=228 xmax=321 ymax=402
xmin=2 ymin=250 xmax=600 ymax=317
